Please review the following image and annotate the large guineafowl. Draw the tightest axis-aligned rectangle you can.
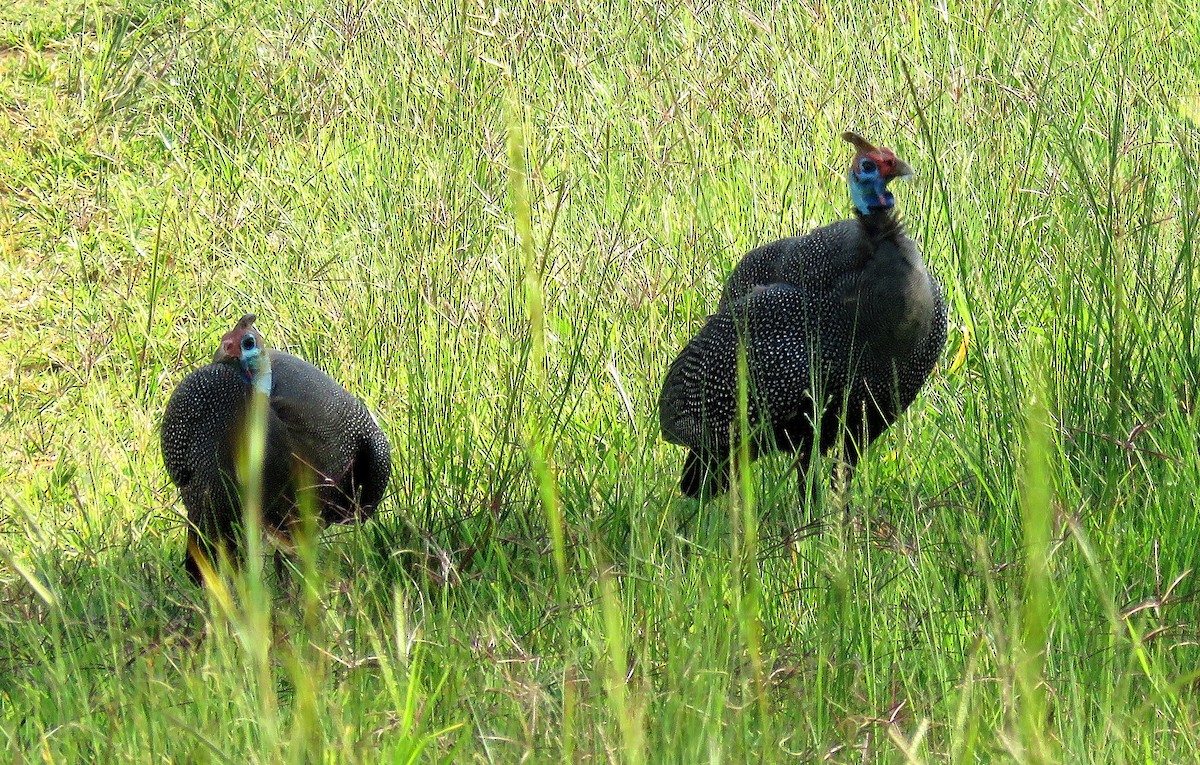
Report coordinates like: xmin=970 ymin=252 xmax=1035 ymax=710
xmin=659 ymin=132 xmax=947 ymax=501
xmin=162 ymin=314 xmax=392 ymax=583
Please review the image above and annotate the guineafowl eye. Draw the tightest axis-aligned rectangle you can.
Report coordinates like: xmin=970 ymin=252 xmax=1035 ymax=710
xmin=241 ymin=335 xmax=256 ymax=352
xmin=859 ymin=158 xmax=877 ymax=173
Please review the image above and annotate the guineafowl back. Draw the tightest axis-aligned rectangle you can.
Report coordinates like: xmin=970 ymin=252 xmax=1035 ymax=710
xmin=718 ymin=219 xmax=867 ymax=310
xmin=721 ymin=212 xmax=941 ymax=366
xmin=265 ymin=351 xmax=392 ymax=522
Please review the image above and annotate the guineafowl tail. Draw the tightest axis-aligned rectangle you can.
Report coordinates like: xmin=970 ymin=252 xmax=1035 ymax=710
xmin=680 ymin=451 xmax=729 ymax=499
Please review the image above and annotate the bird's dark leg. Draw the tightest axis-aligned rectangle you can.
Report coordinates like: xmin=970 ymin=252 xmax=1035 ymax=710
xmin=184 ymin=531 xmax=210 ymax=585
xmin=186 ymin=498 xmax=242 ymax=586
xmin=186 ymin=531 xmax=242 ymax=585
xmin=831 ymin=458 xmax=854 ymax=518
xmin=269 ymin=525 xmax=302 ymax=592
xmin=780 ymin=449 xmax=825 ymax=549
xmin=272 ymin=548 xmax=291 ymax=584
xmin=791 ymin=449 xmax=813 ymax=510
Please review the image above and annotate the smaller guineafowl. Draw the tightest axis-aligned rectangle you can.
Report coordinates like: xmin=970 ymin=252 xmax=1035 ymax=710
xmin=161 ymin=314 xmax=391 ymax=583
xmin=659 ymin=132 xmax=947 ymax=501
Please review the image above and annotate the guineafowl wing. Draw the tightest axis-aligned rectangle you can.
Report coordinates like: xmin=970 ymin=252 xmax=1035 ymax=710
xmin=660 ymin=283 xmax=828 ymax=495
xmin=266 ymin=352 xmax=390 ymax=522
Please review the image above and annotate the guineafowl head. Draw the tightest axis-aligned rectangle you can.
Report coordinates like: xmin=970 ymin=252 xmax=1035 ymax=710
xmin=842 ymin=132 xmax=913 ymax=216
xmin=213 ymin=313 xmax=272 ymax=393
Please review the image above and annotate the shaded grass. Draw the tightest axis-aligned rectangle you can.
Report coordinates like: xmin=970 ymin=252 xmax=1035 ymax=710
xmin=3 ymin=0 xmax=1200 ymax=761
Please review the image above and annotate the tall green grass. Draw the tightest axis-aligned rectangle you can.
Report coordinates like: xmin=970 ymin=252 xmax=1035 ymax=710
xmin=2 ymin=0 xmax=1199 ymax=761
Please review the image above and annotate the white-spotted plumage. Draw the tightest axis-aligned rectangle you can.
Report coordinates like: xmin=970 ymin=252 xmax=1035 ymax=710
xmin=161 ymin=315 xmax=392 ymax=583
xmin=659 ymin=135 xmax=947 ymax=498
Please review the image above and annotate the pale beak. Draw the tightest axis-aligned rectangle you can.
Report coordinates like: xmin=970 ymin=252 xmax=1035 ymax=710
xmin=889 ymin=158 xmax=915 ymax=180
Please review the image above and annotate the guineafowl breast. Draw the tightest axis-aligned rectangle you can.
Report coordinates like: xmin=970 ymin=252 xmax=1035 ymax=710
xmin=161 ymin=362 xmax=251 ymax=494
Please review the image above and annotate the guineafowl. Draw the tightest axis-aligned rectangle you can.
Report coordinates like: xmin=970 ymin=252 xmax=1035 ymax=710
xmin=659 ymin=132 xmax=947 ymax=500
xmin=161 ymin=314 xmax=392 ymax=583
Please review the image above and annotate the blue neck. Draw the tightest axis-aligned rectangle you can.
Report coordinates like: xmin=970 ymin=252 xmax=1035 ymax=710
xmin=241 ymin=350 xmax=273 ymax=396
xmin=849 ymin=171 xmax=894 ymax=216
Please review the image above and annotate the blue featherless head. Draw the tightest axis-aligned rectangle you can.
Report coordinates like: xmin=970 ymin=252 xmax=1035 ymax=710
xmin=842 ymin=131 xmax=913 ymax=216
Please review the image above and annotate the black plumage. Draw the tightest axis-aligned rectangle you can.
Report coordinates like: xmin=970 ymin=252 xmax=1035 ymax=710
xmin=659 ymin=133 xmax=947 ymax=499
xmin=161 ymin=315 xmax=391 ymax=583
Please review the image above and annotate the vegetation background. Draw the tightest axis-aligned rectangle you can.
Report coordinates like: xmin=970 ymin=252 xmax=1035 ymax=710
xmin=2 ymin=0 xmax=1199 ymax=761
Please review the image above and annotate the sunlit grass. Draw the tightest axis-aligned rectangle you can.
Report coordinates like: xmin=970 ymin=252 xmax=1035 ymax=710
xmin=2 ymin=0 xmax=1199 ymax=761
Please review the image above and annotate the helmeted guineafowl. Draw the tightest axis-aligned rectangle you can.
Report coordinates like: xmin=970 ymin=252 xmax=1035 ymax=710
xmin=161 ymin=314 xmax=392 ymax=583
xmin=659 ymin=132 xmax=947 ymax=499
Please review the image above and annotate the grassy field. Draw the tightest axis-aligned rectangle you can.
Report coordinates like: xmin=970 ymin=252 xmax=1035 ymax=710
xmin=3 ymin=0 xmax=1200 ymax=761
